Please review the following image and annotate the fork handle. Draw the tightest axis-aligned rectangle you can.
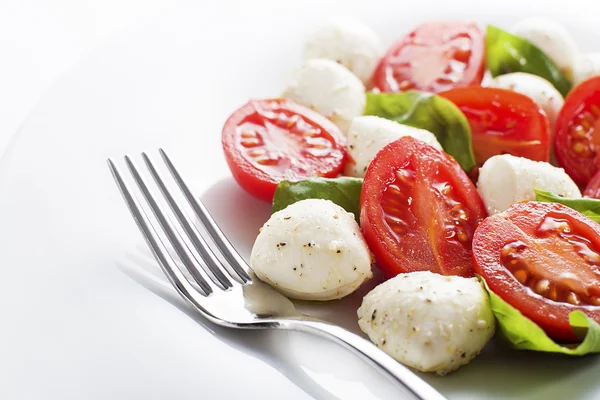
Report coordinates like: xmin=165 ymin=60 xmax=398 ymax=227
xmin=282 ymin=319 xmax=447 ymax=400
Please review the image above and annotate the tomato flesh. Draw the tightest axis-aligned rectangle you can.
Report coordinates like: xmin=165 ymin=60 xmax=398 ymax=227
xmin=360 ymin=136 xmax=487 ymax=278
xmin=584 ymin=169 xmax=600 ymax=198
xmin=473 ymin=201 xmax=600 ymax=342
xmin=555 ymin=76 xmax=600 ymax=187
xmin=440 ymin=87 xmax=551 ymax=166
xmin=221 ymin=99 xmax=346 ymax=201
xmin=373 ymin=21 xmax=485 ymax=93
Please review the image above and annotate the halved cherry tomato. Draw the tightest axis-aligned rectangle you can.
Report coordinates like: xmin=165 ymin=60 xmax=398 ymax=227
xmin=473 ymin=201 xmax=600 ymax=342
xmin=360 ymin=136 xmax=487 ymax=278
xmin=440 ymin=87 xmax=551 ymax=166
xmin=584 ymin=169 xmax=600 ymax=198
xmin=221 ymin=99 xmax=347 ymax=201
xmin=372 ymin=21 xmax=485 ymax=93
xmin=555 ymin=76 xmax=600 ymax=187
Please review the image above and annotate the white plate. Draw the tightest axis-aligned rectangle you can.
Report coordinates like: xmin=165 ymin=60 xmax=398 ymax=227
xmin=1 ymin=1 xmax=600 ymax=398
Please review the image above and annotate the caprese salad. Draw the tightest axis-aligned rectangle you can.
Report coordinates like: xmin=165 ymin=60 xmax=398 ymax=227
xmin=221 ymin=16 xmax=600 ymax=375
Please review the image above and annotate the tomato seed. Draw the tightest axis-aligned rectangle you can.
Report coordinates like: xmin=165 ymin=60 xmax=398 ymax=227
xmin=399 ymin=80 xmax=413 ymax=91
xmin=577 ymin=113 xmax=593 ymax=131
xmin=513 ymin=269 xmax=528 ymax=284
xmin=567 ymin=292 xmax=581 ymax=305
xmin=589 ymin=296 xmax=600 ymax=305
xmin=256 ymin=157 xmax=279 ymax=166
xmin=500 ymin=246 xmax=514 ymax=258
xmin=548 ymin=286 xmax=559 ymax=301
xmin=572 ymin=141 xmax=593 ymax=157
xmin=241 ymin=138 xmax=263 ymax=148
xmin=240 ymin=130 xmax=257 ymax=138
xmin=457 ymin=230 xmax=468 ymax=243
xmin=534 ymin=279 xmax=550 ymax=295
xmin=537 ymin=216 xmax=573 ymax=235
xmin=572 ymin=125 xmax=587 ymax=138
xmin=286 ymin=114 xmax=299 ymax=128
xmin=247 ymin=149 xmax=266 ymax=157
xmin=395 ymin=169 xmax=415 ymax=182
xmin=300 ymin=128 xmax=321 ymax=138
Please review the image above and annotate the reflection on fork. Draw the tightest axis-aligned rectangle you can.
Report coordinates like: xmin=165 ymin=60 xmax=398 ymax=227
xmin=107 ymin=149 xmax=447 ymax=400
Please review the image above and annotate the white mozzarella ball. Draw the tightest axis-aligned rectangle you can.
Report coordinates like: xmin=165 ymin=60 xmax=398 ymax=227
xmin=250 ymin=199 xmax=372 ymax=301
xmin=477 ymin=154 xmax=581 ymax=215
xmin=487 ymin=73 xmax=563 ymax=130
xmin=283 ymin=58 xmax=366 ymax=133
xmin=357 ymin=271 xmax=495 ymax=375
xmin=573 ymin=53 xmax=600 ymax=85
xmin=511 ymin=18 xmax=578 ymax=80
xmin=303 ymin=16 xmax=383 ymax=85
xmin=344 ymin=116 xmax=442 ymax=177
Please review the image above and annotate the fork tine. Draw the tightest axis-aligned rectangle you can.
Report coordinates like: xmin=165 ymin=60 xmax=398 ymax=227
xmin=159 ymin=149 xmax=252 ymax=283
xmin=107 ymin=158 xmax=212 ymax=305
xmin=141 ymin=152 xmax=233 ymax=290
xmin=124 ymin=155 xmax=216 ymax=294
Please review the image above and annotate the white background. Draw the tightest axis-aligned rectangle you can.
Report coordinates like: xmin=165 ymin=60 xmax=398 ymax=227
xmin=0 ymin=0 xmax=189 ymax=153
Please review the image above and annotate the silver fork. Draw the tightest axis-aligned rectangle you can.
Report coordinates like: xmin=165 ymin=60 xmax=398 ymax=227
xmin=107 ymin=149 xmax=447 ymax=400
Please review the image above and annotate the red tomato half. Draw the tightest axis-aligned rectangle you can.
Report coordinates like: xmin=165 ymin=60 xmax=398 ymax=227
xmin=373 ymin=21 xmax=485 ymax=93
xmin=473 ymin=201 xmax=600 ymax=342
xmin=555 ymin=76 xmax=600 ymax=187
xmin=222 ymin=99 xmax=347 ymax=201
xmin=440 ymin=87 xmax=551 ymax=166
xmin=360 ymin=136 xmax=487 ymax=278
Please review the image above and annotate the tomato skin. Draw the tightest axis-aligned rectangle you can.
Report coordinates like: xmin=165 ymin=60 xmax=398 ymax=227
xmin=440 ymin=87 xmax=551 ymax=166
xmin=373 ymin=21 xmax=485 ymax=93
xmin=584 ymin=169 xmax=600 ymax=198
xmin=473 ymin=201 xmax=600 ymax=342
xmin=221 ymin=99 xmax=347 ymax=201
xmin=555 ymin=76 xmax=600 ymax=187
xmin=360 ymin=136 xmax=487 ymax=279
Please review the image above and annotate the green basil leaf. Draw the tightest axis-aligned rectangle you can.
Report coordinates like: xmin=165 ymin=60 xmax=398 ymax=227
xmin=478 ymin=275 xmax=600 ymax=354
xmin=486 ymin=25 xmax=572 ymax=97
xmin=534 ymin=189 xmax=600 ymax=223
xmin=272 ymin=177 xmax=363 ymax=221
xmin=364 ymin=90 xmax=476 ymax=172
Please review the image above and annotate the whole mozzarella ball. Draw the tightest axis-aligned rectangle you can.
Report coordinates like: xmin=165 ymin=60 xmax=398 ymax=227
xmin=251 ymin=199 xmax=373 ymax=301
xmin=477 ymin=154 xmax=581 ymax=215
xmin=511 ymin=18 xmax=578 ymax=80
xmin=344 ymin=116 xmax=442 ymax=177
xmin=283 ymin=58 xmax=366 ymax=134
xmin=487 ymin=72 xmax=564 ymax=130
xmin=573 ymin=53 xmax=600 ymax=85
xmin=303 ymin=16 xmax=383 ymax=85
xmin=357 ymin=271 xmax=495 ymax=375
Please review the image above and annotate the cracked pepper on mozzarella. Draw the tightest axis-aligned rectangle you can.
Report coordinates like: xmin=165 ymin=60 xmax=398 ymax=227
xmin=573 ymin=53 xmax=600 ymax=85
xmin=511 ymin=18 xmax=578 ymax=80
xmin=303 ymin=16 xmax=382 ymax=85
xmin=344 ymin=116 xmax=442 ymax=177
xmin=477 ymin=154 xmax=581 ymax=215
xmin=487 ymin=72 xmax=563 ymax=130
xmin=250 ymin=199 xmax=373 ymax=301
xmin=357 ymin=271 xmax=495 ymax=375
xmin=282 ymin=58 xmax=366 ymax=134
